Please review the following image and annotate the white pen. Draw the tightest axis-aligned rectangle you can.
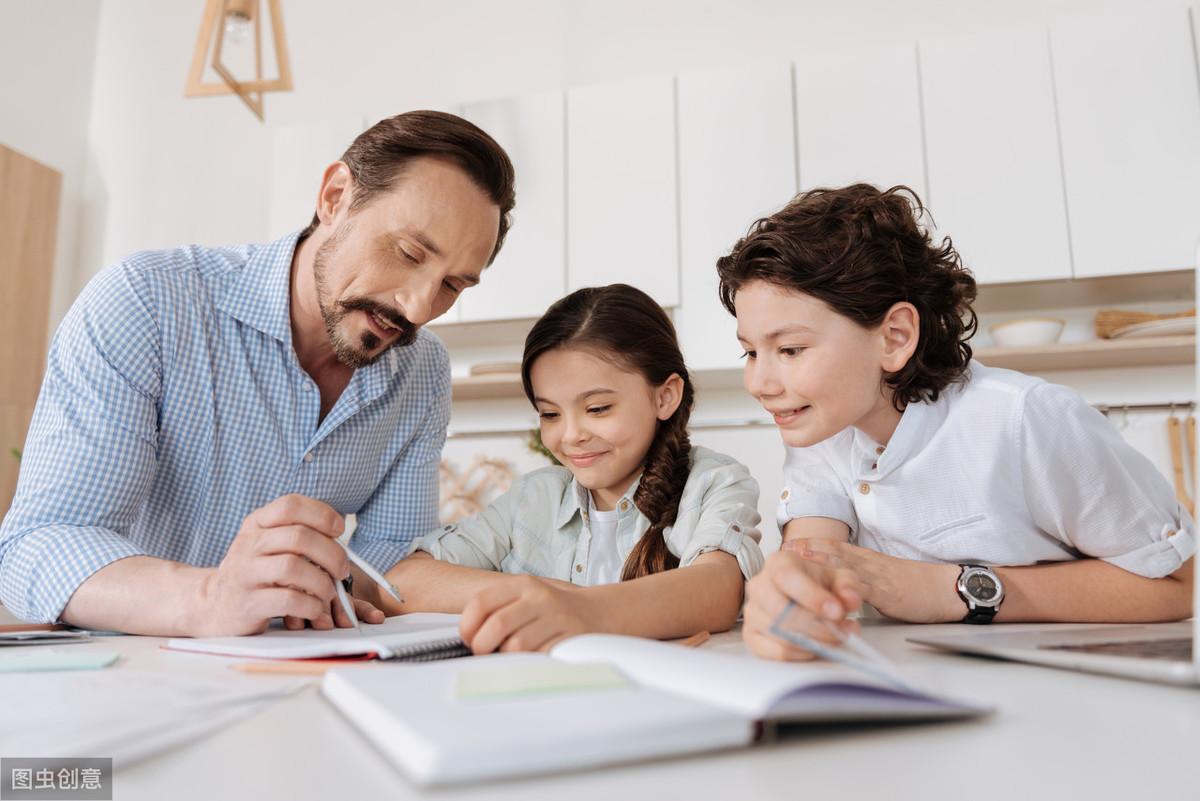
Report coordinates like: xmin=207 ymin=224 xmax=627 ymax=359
xmin=334 ymin=576 xmax=361 ymax=632
xmin=341 ymin=541 xmax=405 ymax=606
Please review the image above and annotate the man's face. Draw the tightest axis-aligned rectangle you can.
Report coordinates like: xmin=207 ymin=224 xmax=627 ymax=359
xmin=312 ymin=157 xmax=500 ymax=368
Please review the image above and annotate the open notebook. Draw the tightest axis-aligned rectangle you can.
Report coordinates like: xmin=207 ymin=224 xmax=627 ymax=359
xmin=165 ymin=613 xmax=469 ymax=661
xmin=322 ymin=633 xmax=989 ymax=785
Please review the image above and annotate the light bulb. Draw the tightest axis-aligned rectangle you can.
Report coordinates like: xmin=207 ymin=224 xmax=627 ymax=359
xmin=224 ymin=12 xmax=251 ymax=45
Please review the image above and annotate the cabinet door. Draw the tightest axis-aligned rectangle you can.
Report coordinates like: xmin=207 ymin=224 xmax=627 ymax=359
xmin=457 ymin=92 xmax=566 ymax=323
xmin=920 ymin=27 xmax=1072 ymax=284
xmin=566 ymin=76 xmax=679 ymax=306
xmin=1051 ymin=6 xmax=1200 ymax=277
xmin=794 ymin=43 xmax=926 ymax=198
xmin=676 ymin=62 xmax=797 ymax=370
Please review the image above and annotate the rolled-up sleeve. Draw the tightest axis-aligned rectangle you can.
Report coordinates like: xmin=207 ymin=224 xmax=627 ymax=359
xmin=670 ymin=459 xmax=765 ymax=581
xmin=407 ymin=485 xmax=517 ymax=571
xmin=777 ymin=444 xmax=858 ymax=536
xmin=1019 ymin=383 xmax=1195 ymax=578
xmin=0 ymin=265 xmax=162 ymax=622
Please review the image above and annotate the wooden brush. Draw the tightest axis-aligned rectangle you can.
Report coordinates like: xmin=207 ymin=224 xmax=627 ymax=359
xmin=1094 ymin=308 xmax=1194 ymax=339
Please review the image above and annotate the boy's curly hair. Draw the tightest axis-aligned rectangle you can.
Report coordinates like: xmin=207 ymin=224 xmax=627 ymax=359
xmin=716 ymin=184 xmax=978 ymax=410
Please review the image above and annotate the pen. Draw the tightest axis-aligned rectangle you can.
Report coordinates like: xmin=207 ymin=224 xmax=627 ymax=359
xmin=341 ymin=541 xmax=405 ymax=606
xmin=334 ymin=574 xmax=361 ymax=632
xmin=768 ymin=601 xmax=920 ymax=694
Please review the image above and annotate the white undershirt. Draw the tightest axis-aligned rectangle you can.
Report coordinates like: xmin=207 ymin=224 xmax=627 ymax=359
xmin=584 ymin=493 xmax=623 ymax=586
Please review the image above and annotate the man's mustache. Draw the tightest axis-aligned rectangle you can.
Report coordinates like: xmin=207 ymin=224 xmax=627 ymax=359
xmin=339 ymin=298 xmax=416 ymax=336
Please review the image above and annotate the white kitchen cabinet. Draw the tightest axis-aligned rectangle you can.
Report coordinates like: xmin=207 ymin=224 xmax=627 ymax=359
xmin=1051 ymin=6 xmax=1200 ymax=277
xmin=566 ymin=76 xmax=679 ymax=306
xmin=676 ymin=62 xmax=797 ymax=370
xmin=794 ymin=43 xmax=926 ymax=198
xmin=457 ymin=91 xmax=566 ymax=323
xmin=919 ymin=27 xmax=1072 ymax=284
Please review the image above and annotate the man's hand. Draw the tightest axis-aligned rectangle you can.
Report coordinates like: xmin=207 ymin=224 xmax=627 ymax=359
xmin=458 ymin=576 xmax=600 ymax=654
xmin=742 ymin=551 xmax=865 ymax=661
xmin=784 ymin=539 xmax=961 ymax=623
xmin=191 ymin=494 xmax=378 ymax=636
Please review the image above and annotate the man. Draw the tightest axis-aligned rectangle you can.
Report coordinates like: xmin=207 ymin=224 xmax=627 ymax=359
xmin=0 ymin=111 xmax=515 ymax=636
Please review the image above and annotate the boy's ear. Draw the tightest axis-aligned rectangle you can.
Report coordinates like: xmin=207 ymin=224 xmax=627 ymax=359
xmin=315 ymin=161 xmax=355 ymax=228
xmin=879 ymin=302 xmax=920 ymax=373
xmin=655 ymin=373 xmax=685 ymax=421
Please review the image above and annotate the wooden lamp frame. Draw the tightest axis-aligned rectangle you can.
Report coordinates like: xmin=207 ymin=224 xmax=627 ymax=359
xmin=184 ymin=0 xmax=293 ymax=121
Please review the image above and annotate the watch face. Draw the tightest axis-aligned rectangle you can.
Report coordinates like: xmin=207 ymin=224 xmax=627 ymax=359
xmin=966 ymin=573 xmax=997 ymax=600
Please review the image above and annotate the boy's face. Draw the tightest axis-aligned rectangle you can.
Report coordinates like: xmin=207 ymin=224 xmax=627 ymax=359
xmin=734 ymin=280 xmax=899 ymax=448
xmin=529 ymin=347 xmax=674 ymax=511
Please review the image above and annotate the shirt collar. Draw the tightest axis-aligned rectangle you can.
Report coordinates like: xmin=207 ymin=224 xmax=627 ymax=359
xmin=555 ymin=473 xmax=643 ymax=528
xmin=218 ymin=231 xmax=301 ymax=345
xmin=217 ymin=230 xmax=413 ymax=401
xmin=854 ymin=398 xmax=940 ymax=475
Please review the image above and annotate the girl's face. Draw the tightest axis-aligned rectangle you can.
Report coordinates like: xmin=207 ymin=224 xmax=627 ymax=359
xmin=734 ymin=280 xmax=910 ymax=448
xmin=530 ymin=347 xmax=680 ymax=511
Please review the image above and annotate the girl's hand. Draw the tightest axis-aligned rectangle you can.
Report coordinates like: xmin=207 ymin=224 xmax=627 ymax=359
xmin=742 ymin=551 xmax=866 ymax=661
xmin=784 ymin=539 xmax=961 ymax=623
xmin=459 ymin=576 xmax=600 ymax=654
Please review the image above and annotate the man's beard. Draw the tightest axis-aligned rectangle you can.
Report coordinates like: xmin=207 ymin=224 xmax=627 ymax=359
xmin=312 ymin=223 xmax=419 ymax=368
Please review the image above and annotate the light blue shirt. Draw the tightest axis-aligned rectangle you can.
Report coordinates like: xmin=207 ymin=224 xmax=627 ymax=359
xmin=0 ymin=233 xmax=451 ymax=622
xmin=413 ymin=446 xmax=765 ymax=583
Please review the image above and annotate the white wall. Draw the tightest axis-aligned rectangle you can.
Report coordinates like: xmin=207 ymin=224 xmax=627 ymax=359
xmin=0 ymin=0 xmax=100 ymax=338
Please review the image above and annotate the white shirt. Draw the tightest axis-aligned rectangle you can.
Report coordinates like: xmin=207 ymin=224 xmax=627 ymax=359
xmin=584 ymin=495 xmax=623 ymax=586
xmin=777 ymin=362 xmax=1195 ymax=578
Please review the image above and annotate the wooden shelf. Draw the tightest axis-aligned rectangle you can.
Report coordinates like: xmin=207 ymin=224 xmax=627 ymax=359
xmin=451 ymin=336 xmax=1195 ymax=401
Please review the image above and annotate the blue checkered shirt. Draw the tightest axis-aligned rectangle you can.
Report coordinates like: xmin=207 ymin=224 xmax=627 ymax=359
xmin=0 ymin=232 xmax=451 ymax=622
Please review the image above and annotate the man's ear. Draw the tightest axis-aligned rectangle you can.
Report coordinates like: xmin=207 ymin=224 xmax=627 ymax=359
xmin=315 ymin=161 xmax=354 ymax=228
xmin=879 ymin=302 xmax=920 ymax=373
xmin=655 ymin=373 xmax=685 ymax=421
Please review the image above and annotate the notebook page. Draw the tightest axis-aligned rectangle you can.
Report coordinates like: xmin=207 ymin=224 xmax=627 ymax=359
xmin=165 ymin=613 xmax=462 ymax=659
xmin=551 ymin=634 xmax=905 ymax=717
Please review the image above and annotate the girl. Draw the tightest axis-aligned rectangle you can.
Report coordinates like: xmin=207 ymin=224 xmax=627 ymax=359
xmin=356 ymin=283 xmax=764 ymax=653
xmin=717 ymin=184 xmax=1195 ymax=662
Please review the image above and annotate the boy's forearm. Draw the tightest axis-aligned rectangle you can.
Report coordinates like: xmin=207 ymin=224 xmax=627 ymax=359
xmin=369 ymin=552 xmax=513 ymax=615
xmin=580 ymin=552 xmax=745 ymax=640
xmin=981 ymin=557 xmax=1194 ymax=623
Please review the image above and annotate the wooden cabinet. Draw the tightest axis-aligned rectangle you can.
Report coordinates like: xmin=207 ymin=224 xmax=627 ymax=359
xmin=1 ymin=145 xmax=61 ymax=513
xmin=794 ymin=43 xmax=926 ymax=197
xmin=566 ymin=76 xmax=680 ymax=306
xmin=920 ymin=27 xmax=1072 ymax=284
xmin=458 ymin=92 xmax=566 ymax=323
xmin=1051 ymin=5 xmax=1200 ymax=277
xmin=676 ymin=62 xmax=796 ymax=370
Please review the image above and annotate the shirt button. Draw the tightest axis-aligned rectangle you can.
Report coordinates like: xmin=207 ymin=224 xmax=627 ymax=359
xmin=303 ymin=382 xmax=313 ymax=392
xmin=304 ymin=452 xmax=314 ymax=463
xmin=871 ymin=462 xmax=878 ymax=470
xmin=731 ymin=523 xmax=742 ymax=533
xmin=575 ymin=564 xmax=583 ymax=573
xmin=780 ymin=489 xmax=791 ymax=501
xmin=875 ymin=447 xmax=885 ymax=455
xmin=858 ymin=482 xmax=870 ymax=495
xmin=619 ymin=500 xmax=631 ymax=512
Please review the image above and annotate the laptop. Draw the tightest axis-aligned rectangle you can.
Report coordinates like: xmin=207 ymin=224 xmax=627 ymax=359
xmin=911 ymin=247 xmax=1199 ymax=687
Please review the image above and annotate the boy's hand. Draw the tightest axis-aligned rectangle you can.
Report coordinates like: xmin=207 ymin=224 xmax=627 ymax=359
xmin=742 ymin=551 xmax=865 ymax=661
xmin=785 ymin=539 xmax=961 ymax=623
xmin=459 ymin=576 xmax=599 ymax=654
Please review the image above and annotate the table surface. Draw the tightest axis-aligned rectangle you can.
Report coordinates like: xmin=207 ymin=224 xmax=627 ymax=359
xmin=4 ymin=606 xmax=1198 ymax=801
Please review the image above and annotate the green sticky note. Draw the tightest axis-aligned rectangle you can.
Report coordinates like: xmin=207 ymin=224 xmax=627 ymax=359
xmin=454 ymin=661 xmax=629 ymax=701
xmin=0 ymin=650 xmax=119 ymax=673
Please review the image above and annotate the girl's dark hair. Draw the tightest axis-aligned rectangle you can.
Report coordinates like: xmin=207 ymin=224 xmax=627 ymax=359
xmin=299 ymin=110 xmax=516 ymax=264
xmin=716 ymin=184 xmax=978 ymax=410
xmin=521 ymin=284 xmax=695 ymax=581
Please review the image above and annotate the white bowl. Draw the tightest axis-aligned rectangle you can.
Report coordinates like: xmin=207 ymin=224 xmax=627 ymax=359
xmin=989 ymin=318 xmax=1065 ymax=348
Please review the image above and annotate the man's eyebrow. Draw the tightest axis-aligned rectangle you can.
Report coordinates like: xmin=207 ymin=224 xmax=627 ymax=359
xmin=408 ymin=229 xmax=443 ymax=257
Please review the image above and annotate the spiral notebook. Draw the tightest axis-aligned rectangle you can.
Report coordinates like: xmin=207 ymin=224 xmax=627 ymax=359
xmin=165 ymin=613 xmax=470 ymax=661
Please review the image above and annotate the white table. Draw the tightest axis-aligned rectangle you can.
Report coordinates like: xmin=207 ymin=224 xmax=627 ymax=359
xmin=4 ymin=606 xmax=1198 ymax=801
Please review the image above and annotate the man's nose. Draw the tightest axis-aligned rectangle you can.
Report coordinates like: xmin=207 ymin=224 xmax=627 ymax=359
xmin=394 ymin=276 xmax=440 ymax=327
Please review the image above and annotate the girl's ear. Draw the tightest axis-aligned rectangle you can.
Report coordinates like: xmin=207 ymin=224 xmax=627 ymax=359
xmin=654 ymin=373 xmax=685 ymax=421
xmin=879 ymin=302 xmax=920 ymax=373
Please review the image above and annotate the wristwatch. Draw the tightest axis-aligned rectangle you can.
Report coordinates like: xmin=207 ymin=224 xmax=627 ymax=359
xmin=956 ymin=564 xmax=1004 ymax=624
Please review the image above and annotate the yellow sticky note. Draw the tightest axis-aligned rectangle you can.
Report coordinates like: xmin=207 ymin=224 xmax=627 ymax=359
xmin=454 ymin=661 xmax=628 ymax=701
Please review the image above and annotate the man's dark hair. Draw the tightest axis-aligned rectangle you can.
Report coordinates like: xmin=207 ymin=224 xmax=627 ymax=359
xmin=299 ymin=110 xmax=516 ymax=264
